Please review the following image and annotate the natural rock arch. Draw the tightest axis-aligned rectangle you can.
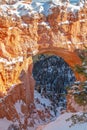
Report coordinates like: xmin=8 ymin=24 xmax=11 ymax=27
xmin=0 ymin=46 xmax=85 ymax=120
xmin=25 ymin=46 xmax=85 ymax=105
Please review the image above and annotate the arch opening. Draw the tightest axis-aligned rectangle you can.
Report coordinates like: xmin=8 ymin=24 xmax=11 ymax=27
xmin=32 ymin=54 xmax=76 ymax=108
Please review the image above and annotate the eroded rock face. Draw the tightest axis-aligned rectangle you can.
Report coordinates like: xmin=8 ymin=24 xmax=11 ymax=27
xmin=0 ymin=83 xmax=25 ymax=120
xmin=0 ymin=0 xmax=87 ymax=120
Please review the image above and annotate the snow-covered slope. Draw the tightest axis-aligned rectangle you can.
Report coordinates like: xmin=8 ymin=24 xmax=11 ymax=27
xmin=0 ymin=118 xmax=12 ymax=130
xmin=37 ymin=112 xmax=87 ymax=130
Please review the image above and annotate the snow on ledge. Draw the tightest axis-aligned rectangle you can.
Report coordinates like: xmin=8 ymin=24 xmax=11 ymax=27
xmin=0 ymin=0 xmax=85 ymax=18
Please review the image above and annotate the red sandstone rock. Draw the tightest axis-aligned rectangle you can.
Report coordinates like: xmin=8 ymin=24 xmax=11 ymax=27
xmin=0 ymin=1 xmax=87 ymax=120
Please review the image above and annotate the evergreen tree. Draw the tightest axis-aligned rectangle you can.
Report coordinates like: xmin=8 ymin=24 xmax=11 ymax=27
xmin=75 ymin=48 xmax=87 ymax=78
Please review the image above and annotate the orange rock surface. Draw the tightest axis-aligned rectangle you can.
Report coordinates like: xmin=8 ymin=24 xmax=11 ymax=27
xmin=0 ymin=1 xmax=87 ymax=120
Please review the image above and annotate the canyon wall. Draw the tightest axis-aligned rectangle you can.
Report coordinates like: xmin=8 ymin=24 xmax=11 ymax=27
xmin=0 ymin=0 xmax=87 ymax=120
